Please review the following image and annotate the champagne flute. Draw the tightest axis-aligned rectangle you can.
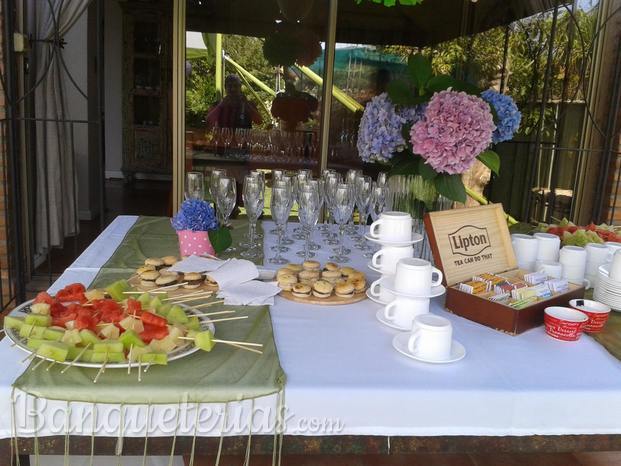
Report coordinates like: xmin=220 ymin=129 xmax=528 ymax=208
xmin=269 ymin=186 xmax=292 ymax=264
xmin=329 ymin=183 xmax=355 ymax=263
xmin=323 ymin=172 xmax=342 ymax=245
xmin=345 ymin=169 xmax=362 ymax=234
xmin=296 ymin=187 xmax=320 ymax=260
xmin=376 ymin=172 xmax=388 ymax=187
xmin=241 ymin=175 xmax=265 ymax=259
xmin=185 ymin=171 xmax=205 ymax=200
xmin=354 ymin=175 xmax=373 ymax=248
xmin=209 ymin=169 xmax=227 ymax=206
xmin=215 ymin=177 xmax=237 ymax=254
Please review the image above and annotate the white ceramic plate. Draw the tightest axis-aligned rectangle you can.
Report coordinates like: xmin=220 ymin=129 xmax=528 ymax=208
xmin=5 ymin=300 xmax=216 ymax=369
xmin=392 ymin=332 xmax=466 ymax=364
xmin=363 ymin=233 xmax=424 ymax=247
xmin=382 ymin=276 xmax=446 ymax=299
xmin=375 ymin=309 xmax=411 ymax=331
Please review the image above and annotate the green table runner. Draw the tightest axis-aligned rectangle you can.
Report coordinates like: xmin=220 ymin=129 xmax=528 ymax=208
xmin=13 ymin=217 xmax=284 ymax=404
xmin=592 ymin=312 xmax=621 ymax=362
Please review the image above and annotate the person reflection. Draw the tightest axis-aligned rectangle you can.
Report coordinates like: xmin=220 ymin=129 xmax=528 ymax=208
xmin=206 ymin=74 xmax=262 ymax=129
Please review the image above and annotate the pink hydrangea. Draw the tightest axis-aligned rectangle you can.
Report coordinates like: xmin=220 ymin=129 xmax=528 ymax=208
xmin=410 ymin=90 xmax=495 ymax=175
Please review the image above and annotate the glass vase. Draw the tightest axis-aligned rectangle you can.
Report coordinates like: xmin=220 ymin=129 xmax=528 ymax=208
xmin=387 ymin=175 xmax=453 ymax=263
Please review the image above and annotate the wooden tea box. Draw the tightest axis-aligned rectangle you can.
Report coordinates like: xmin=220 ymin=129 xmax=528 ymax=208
xmin=423 ymin=204 xmax=584 ymax=335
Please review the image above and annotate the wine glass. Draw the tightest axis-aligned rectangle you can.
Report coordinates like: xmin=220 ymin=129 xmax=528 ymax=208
xmin=271 ymin=179 xmax=292 ymax=252
xmin=329 ymin=183 xmax=355 ymax=263
xmin=354 ymin=175 xmax=373 ymax=248
xmin=209 ymin=169 xmax=227 ymax=205
xmin=292 ymin=171 xmax=311 ymax=240
xmin=269 ymin=186 xmax=292 ymax=265
xmin=345 ymin=169 xmax=362 ymax=234
xmin=296 ymin=187 xmax=320 ymax=260
xmin=241 ymin=175 xmax=265 ymax=259
xmin=215 ymin=176 xmax=236 ymax=228
xmin=185 ymin=171 xmax=205 ymax=200
xmin=323 ymin=172 xmax=342 ymax=245
xmin=376 ymin=172 xmax=388 ymax=187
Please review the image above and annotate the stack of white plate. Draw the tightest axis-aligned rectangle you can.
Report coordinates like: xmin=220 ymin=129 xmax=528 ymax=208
xmin=593 ymin=263 xmax=621 ymax=311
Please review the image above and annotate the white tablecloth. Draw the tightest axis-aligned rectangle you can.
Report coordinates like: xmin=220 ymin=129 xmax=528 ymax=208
xmin=2 ymin=216 xmax=621 ymax=440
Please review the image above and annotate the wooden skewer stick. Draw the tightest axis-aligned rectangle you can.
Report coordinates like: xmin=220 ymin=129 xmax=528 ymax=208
xmin=46 ymin=360 xmax=57 ymax=371
xmin=127 ymin=345 xmax=133 ymax=375
xmin=31 ymin=358 xmax=46 ymax=371
xmin=122 ymin=291 xmax=167 ymax=295
xmin=162 ymin=290 xmax=213 ymax=302
xmin=189 ymin=310 xmax=235 ymax=318
xmin=137 ymin=358 xmax=142 ymax=383
xmin=93 ymin=360 xmax=107 ymax=384
xmin=199 ymin=315 xmax=248 ymax=324
xmin=224 ymin=342 xmax=263 ymax=355
xmin=178 ymin=335 xmax=261 ymax=347
xmin=191 ymin=300 xmax=225 ymax=310
xmin=143 ymin=364 xmax=151 ymax=373
xmin=169 ymin=293 xmax=215 ymax=305
xmin=21 ymin=352 xmax=37 ymax=364
xmin=60 ymin=344 xmax=92 ymax=374
xmin=151 ymin=282 xmax=189 ymax=292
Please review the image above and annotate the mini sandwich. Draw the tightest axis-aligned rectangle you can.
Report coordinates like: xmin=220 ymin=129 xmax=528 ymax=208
xmin=291 ymin=283 xmax=312 ymax=298
xmin=298 ymin=270 xmax=320 ymax=285
xmin=183 ymin=272 xmax=205 ymax=289
xmin=277 ymin=267 xmax=295 ymax=280
xmin=284 ymin=263 xmax=304 ymax=273
xmin=339 ymin=267 xmax=357 ymax=279
xmin=136 ymin=265 xmax=155 ymax=275
xmin=278 ymin=273 xmax=298 ymax=291
xmin=162 ymin=255 xmax=179 ymax=266
xmin=303 ymin=260 xmax=321 ymax=272
xmin=323 ymin=262 xmax=339 ymax=272
xmin=349 ymin=277 xmax=366 ymax=293
xmin=312 ymin=280 xmax=334 ymax=299
xmin=140 ymin=270 xmax=160 ymax=288
xmin=334 ymin=281 xmax=355 ymax=298
xmin=321 ymin=270 xmax=342 ymax=284
xmin=145 ymin=257 xmax=165 ymax=270
xmin=204 ymin=275 xmax=219 ymax=288
xmin=155 ymin=273 xmax=179 ymax=290
xmin=348 ymin=271 xmax=366 ymax=282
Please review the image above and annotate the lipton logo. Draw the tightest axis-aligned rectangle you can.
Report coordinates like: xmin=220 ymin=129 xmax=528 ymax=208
xmin=448 ymin=225 xmax=491 ymax=257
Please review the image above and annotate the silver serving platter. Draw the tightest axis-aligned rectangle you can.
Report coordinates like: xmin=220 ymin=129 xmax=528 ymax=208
xmin=5 ymin=299 xmax=215 ymax=369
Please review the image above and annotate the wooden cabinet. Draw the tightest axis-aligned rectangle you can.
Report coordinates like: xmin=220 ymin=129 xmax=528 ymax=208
xmin=121 ymin=0 xmax=172 ymax=180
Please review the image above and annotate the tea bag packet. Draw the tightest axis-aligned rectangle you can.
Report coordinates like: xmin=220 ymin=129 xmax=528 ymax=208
xmin=546 ymin=278 xmax=569 ymax=294
xmin=459 ymin=280 xmax=488 ymax=295
xmin=524 ymin=271 xmax=547 ymax=286
xmin=511 ymin=286 xmax=538 ymax=301
xmin=494 ymin=282 xmax=515 ymax=295
xmin=489 ymin=292 xmax=511 ymax=303
xmin=509 ymin=296 xmax=538 ymax=309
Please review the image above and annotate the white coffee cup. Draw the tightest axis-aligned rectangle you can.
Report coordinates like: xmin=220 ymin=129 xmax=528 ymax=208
xmin=407 ymin=314 xmax=453 ymax=360
xmin=372 ymin=246 xmax=414 ymax=274
xmin=586 ymin=243 xmax=610 ymax=273
xmin=369 ymin=276 xmax=396 ymax=303
xmin=610 ymin=250 xmax=621 ymax=282
xmin=560 ymin=246 xmax=588 ymax=286
xmin=538 ymin=261 xmax=563 ymax=279
xmin=369 ymin=211 xmax=413 ymax=243
xmin=383 ymin=297 xmax=430 ymax=329
xmin=605 ymin=242 xmax=621 ymax=262
xmin=512 ymin=234 xmax=538 ymax=271
xmin=534 ymin=232 xmax=561 ymax=262
xmin=394 ymin=258 xmax=443 ymax=296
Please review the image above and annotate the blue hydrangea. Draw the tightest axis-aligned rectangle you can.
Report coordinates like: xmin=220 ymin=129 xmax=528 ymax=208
xmin=171 ymin=199 xmax=219 ymax=231
xmin=481 ymin=89 xmax=521 ymax=144
xmin=399 ymin=104 xmax=427 ymax=125
xmin=357 ymin=93 xmax=408 ymax=163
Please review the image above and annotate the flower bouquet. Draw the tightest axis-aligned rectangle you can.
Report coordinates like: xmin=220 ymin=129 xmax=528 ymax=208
xmin=171 ymin=199 xmax=232 ymax=256
xmin=357 ymin=54 xmax=521 ymax=207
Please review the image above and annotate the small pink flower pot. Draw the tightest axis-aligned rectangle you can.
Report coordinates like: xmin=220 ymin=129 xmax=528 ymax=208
xmin=177 ymin=230 xmax=216 ymax=257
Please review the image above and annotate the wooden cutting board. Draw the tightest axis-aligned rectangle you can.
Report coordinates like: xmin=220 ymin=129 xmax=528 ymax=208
xmin=279 ymin=290 xmax=367 ymax=305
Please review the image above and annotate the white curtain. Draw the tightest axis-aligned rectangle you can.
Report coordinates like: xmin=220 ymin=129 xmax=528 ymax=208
xmin=29 ymin=0 xmax=92 ymax=257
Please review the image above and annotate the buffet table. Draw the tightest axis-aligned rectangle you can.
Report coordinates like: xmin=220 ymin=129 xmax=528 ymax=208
xmin=2 ymin=215 xmax=621 ymax=462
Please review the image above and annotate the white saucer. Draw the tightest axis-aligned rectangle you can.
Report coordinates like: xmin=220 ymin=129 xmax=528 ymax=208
xmin=364 ymin=233 xmax=424 ymax=247
xmin=366 ymin=261 xmax=394 ymax=275
xmin=366 ymin=289 xmax=391 ymax=305
xmin=392 ymin=332 xmax=466 ymax=364
xmin=382 ymin=276 xmax=446 ymax=299
xmin=376 ymin=309 xmax=411 ymax=331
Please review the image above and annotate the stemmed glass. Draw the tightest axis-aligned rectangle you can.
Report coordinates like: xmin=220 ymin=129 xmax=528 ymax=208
xmin=185 ymin=172 xmax=205 ymax=200
xmin=209 ymin=169 xmax=227 ymax=206
xmin=354 ymin=175 xmax=373 ymax=249
xmin=241 ymin=175 xmax=265 ymax=259
xmin=345 ymin=169 xmax=362 ymax=234
xmin=296 ymin=186 xmax=320 ymax=260
xmin=364 ymin=182 xmax=390 ymax=257
xmin=376 ymin=172 xmax=388 ymax=187
xmin=292 ymin=171 xmax=311 ymax=240
xmin=329 ymin=183 xmax=355 ymax=263
xmin=269 ymin=185 xmax=292 ymax=265
xmin=215 ymin=177 xmax=237 ymax=252
xmin=323 ymin=172 xmax=342 ymax=245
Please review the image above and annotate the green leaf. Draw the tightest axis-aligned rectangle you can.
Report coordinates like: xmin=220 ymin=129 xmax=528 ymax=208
xmin=407 ymin=54 xmax=433 ymax=90
xmin=389 ymin=157 xmax=419 ymax=176
xmin=427 ymin=75 xmax=458 ymax=93
xmin=434 ymin=174 xmax=466 ymax=203
xmin=417 ymin=157 xmax=438 ymax=181
xmin=208 ymin=227 xmax=232 ymax=254
xmin=387 ymin=80 xmax=416 ymax=106
xmin=477 ymin=150 xmax=501 ymax=176
xmin=449 ymin=80 xmax=482 ymax=95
